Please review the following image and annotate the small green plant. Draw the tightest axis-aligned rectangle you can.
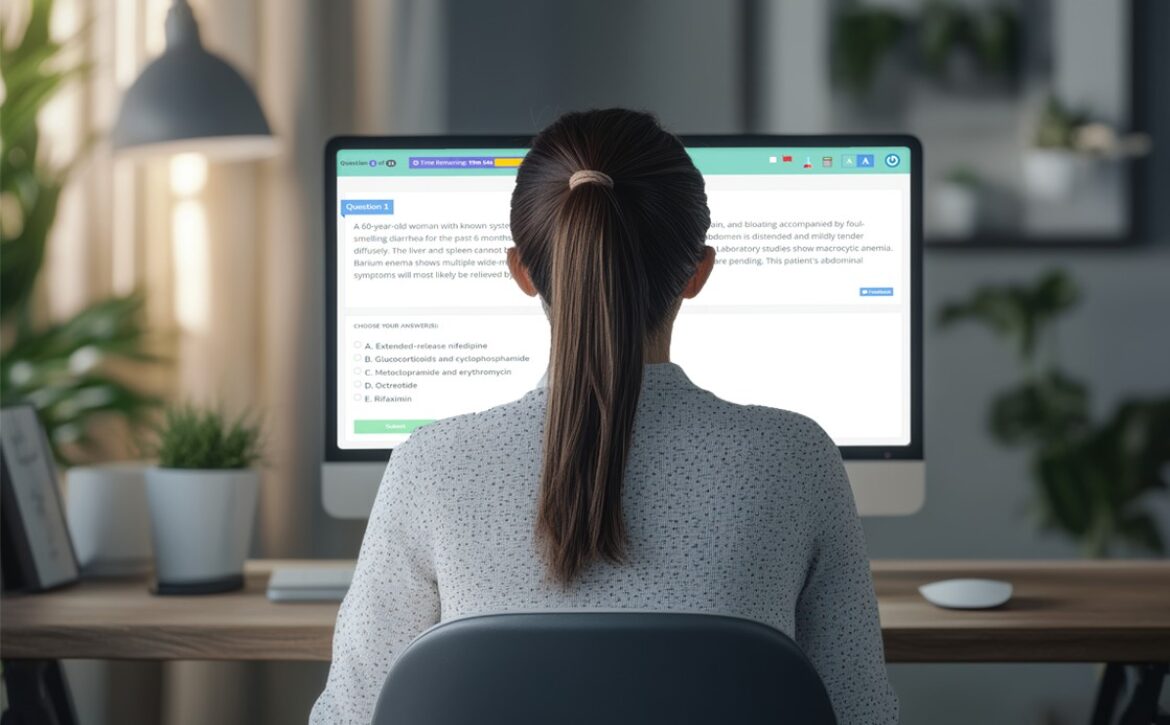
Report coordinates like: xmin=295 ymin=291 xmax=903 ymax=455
xmin=149 ymin=405 xmax=264 ymax=470
xmin=939 ymin=270 xmax=1169 ymax=557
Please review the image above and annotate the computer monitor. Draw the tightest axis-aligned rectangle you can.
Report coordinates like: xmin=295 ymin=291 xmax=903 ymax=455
xmin=324 ymin=135 xmax=924 ymax=519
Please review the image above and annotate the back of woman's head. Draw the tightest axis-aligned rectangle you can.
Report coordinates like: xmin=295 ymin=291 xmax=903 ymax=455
xmin=510 ymin=108 xmax=711 ymax=584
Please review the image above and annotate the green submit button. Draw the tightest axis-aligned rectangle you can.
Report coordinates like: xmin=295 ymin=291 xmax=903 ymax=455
xmin=354 ymin=419 xmax=434 ymax=434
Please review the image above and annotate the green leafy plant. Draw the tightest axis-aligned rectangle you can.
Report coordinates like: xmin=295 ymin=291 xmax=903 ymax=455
xmin=919 ymin=1 xmax=1019 ymax=79
xmin=149 ymin=404 xmax=264 ymax=470
xmin=971 ymin=5 xmax=1020 ymax=77
xmin=919 ymin=0 xmax=968 ymax=74
xmin=1 ymin=0 xmax=159 ymax=461
xmin=832 ymin=2 xmax=1020 ymax=95
xmin=939 ymin=270 xmax=1169 ymax=557
xmin=1033 ymin=96 xmax=1092 ymax=150
xmin=832 ymin=7 xmax=907 ymax=94
xmin=944 ymin=166 xmax=982 ymax=188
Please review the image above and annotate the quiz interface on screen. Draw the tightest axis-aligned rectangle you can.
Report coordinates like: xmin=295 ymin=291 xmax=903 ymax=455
xmin=335 ymin=146 xmax=912 ymax=449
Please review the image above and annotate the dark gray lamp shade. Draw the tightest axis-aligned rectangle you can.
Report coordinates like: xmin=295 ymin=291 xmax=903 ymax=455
xmin=113 ymin=0 xmax=276 ymax=160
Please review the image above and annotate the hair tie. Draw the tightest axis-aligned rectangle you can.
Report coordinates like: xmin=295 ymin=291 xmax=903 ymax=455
xmin=568 ymin=169 xmax=613 ymax=190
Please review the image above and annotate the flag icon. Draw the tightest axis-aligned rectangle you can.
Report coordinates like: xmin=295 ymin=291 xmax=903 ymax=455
xmin=782 ymin=155 xmax=793 ymax=163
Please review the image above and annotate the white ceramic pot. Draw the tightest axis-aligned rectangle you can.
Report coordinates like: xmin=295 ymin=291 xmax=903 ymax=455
xmin=1023 ymin=149 xmax=1087 ymax=201
xmin=145 ymin=468 xmax=259 ymax=594
xmin=66 ymin=462 xmax=154 ymax=576
xmin=931 ymin=182 xmax=979 ymax=239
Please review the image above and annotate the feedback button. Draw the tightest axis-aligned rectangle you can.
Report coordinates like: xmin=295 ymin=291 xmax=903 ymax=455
xmin=860 ymin=287 xmax=894 ymax=297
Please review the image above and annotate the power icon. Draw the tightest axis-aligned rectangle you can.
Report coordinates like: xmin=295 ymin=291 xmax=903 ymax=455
xmin=884 ymin=153 xmax=900 ymax=168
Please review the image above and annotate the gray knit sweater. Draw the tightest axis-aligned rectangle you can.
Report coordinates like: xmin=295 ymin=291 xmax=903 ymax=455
xmin=311 ymin=363 xmax=898 ymax=723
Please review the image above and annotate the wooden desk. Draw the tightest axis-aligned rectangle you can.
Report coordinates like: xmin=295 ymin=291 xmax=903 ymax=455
xmin=875 ymin=560 xmax=1170 ymax=662
xmin=2 ymin=559 xmax=1169 ymax=663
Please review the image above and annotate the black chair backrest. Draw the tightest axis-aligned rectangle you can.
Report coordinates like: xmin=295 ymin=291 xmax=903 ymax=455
xmin=372 ymin=611 xmax=837 ymax=725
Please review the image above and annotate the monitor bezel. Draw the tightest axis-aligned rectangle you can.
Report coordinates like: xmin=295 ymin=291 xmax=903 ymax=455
xmin=325 ymin=134 xmax=923 ymax=463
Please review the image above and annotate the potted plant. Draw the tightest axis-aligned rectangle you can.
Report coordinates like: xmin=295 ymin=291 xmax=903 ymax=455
xmin=1 ymin=0 xmax=159 ymax=462
xmin=832 ymin=6 xmax=907 ymax=96
xmin=938 ymin=270 xmax=1169 ymax=557
xmin=1023 ymin=96 xmax=1093 ymax=202
xmin=144 ymin=405 xmax=263 ymax=594
xmin=3 ymin=0 xmax=162 ymax=583
xmin=931 ymin=167 xmax=982 ymax=239
xmin=918 ymin=2 xmax=1019 ymax=90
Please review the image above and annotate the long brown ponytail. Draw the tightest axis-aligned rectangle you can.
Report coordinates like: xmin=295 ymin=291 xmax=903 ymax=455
xmin=511 ymin=109 xmax=710 ymax=583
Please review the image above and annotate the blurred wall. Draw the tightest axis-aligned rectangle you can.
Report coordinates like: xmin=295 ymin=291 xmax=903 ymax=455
xmin=445 ymin=0 xmax=747 ymax=134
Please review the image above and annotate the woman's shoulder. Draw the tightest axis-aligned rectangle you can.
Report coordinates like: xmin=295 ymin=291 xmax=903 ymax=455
xmin=683 ymin=385 xmax=836 ymax=455
xmin=395 ymin=387 xmax=547 ymax=457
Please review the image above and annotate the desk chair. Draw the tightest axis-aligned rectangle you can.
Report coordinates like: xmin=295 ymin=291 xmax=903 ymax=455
xmin=372 ymin=611 xmax=838 ymax=725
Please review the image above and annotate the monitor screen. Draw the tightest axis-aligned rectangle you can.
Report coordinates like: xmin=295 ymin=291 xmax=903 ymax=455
xmin=328 ymin=138 xmax=919 ymax=460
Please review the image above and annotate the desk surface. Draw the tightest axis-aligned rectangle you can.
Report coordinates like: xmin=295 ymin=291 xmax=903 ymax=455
xmin=2 ymin=560 xmax=1168 ymax=663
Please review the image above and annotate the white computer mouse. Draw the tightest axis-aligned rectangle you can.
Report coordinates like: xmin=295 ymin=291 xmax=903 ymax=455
xmin=918 ymin=578 xmax=1013 ymax=610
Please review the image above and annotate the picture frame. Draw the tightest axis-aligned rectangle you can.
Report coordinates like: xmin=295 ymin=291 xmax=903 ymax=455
xmin=1 ymin=405 xmax=80 ymax=592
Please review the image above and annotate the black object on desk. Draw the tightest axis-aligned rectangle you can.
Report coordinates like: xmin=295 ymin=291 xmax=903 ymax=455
xmin=1 ymin=404 xmax=80 ymax=725
xmin=1 ymin=405 xmax=79 ymax=593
